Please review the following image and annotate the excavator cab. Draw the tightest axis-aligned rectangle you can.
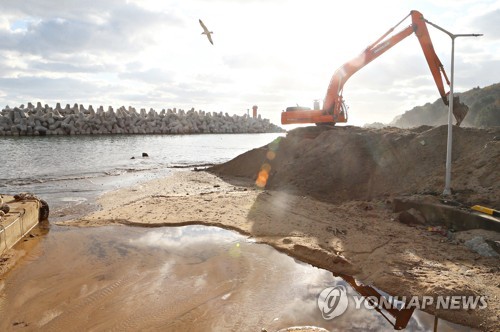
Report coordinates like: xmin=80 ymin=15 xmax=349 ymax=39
xmin=281 ymin=97 xmax=348 ymax=125
xmin=285 ymin=106 xmax=312 ymax=112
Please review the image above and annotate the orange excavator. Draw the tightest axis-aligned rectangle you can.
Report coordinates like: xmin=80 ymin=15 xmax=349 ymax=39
xmin=281 ymin=10 xmax=469 ymax=126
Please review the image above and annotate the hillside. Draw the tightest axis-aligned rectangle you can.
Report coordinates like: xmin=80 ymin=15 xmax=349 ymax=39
xmin=371 ymin=83 xmax=500 ymax=128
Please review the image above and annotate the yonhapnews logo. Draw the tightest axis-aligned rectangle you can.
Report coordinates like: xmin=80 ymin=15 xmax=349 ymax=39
xmin=317 ymin=285 xmax=349 ymax=320
xmin=317 ymin=285 xmax=487 ymax=320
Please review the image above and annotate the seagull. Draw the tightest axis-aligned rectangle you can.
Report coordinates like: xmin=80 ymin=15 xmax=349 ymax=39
xmin=199 ymin=19 xmax=214 ymax=45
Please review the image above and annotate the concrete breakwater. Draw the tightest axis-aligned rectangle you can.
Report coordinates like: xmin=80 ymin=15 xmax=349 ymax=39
xmin=0 ymin=102 xmax=283 ymax=136
xmin=0 ymin=194 xmax=44 ymax=255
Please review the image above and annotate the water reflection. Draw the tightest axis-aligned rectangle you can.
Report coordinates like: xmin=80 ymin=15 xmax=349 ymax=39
xmin=334 ymin=273 xmax=415 ymax=330
xmin=0 ymin=225 xmax=476 ymax=331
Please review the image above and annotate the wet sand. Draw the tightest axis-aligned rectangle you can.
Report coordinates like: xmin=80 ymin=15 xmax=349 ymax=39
xmin=57 ymin=170 xmax=499 ymax=331
xmin=1 ymin=224 xmax=473 ymax=331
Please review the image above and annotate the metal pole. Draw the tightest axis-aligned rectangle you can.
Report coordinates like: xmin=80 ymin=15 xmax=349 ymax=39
xmin=424 ymin=19 xmax=482 ymax=196
xmin=443 ymin=37 xmax=455 ymax=196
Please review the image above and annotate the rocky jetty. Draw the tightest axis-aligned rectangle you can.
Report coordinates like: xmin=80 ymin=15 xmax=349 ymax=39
xmin=0 ymin=102 xmax=283 ymax=136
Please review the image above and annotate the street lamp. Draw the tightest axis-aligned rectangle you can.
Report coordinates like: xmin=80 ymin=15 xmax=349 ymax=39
xmin=424 ymin=19 xmax=482 ymax=196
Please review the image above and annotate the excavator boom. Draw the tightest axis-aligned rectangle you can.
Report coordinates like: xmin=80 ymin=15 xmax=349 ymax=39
xmin=281 ymin=10 xmax=468 ymax=126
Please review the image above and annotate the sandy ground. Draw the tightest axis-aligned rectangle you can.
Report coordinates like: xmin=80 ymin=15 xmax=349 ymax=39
xmin=0 ymin=219 xmax=49 ymax=278
xmin=58 ymin=170 xmax=500 ymax=331
xmin=1 ymin=224 xmax=347 ymax=331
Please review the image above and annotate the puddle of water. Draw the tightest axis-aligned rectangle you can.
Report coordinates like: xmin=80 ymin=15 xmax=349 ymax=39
xmin=0 ymin=225 xmax=477 ymax=331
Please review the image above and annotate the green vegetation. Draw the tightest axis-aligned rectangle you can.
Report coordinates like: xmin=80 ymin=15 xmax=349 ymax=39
xmin=390 ymin=83 xmax=500 ymax=128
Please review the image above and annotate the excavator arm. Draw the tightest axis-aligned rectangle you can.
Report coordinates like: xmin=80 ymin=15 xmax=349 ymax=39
xmin=281 ymin=10 xmax=468 ymax=126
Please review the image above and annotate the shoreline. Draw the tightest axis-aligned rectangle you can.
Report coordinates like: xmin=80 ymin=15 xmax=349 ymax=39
xmin=58 ymin=170 xmax=500 ymax=331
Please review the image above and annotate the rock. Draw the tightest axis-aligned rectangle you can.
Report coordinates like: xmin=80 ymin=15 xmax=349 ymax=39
xmin=0 ymin=104 xmax=284 ymax=136
xmin=142 ymin=152 xmax=149 ymax=157
xmin=0 ymin=204 xmax=10 ymax=214
xmin=34 ymin=125 xmax=48 ymax=134
xmin=464 ymin=236 xmax=499 ymax=258
xmin=398 ymin=208 xmax=427 ymax=225
xmin=486 ymin=240 xmax=500 ymax=255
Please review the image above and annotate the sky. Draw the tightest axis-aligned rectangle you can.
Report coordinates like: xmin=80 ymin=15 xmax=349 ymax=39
xmin=0 ymin=0 xmax=498 ymax=127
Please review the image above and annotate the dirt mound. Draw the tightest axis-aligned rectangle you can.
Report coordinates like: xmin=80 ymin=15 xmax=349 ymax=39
xmin=209 ymin=125 xmax=500 ymax=207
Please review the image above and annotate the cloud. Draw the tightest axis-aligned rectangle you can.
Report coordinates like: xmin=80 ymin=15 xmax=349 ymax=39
xmin=30 ymin=57 xmax=118 ymax=74
xmin=0 ymin=54 xmax=17 ymax=76
xmin=456 ymin=58 xmax=500 ymax=87
xmin=0 ymin=76 xmax=114 ymax=101
xmin=110 ymin=81 xmax=221 ymax=109
xmin=0 ymin=1 xmax=182 ymax=57
xmin=471 ymin=9 xmax=500 ymax=39
xmin=0 ymin=1 xmax=497 ymax=126
xmin=222 ymin=53 xmax=291 ymax=70
xmin=128 ymin=226 xmax=238 ymax=250
xmin=119 ymin=68 xmax=175 ymax=85
xmin=0 ymin=0 xmax=145 ymax=21
xmin=195 ymin=73 xmax=234 ymax=85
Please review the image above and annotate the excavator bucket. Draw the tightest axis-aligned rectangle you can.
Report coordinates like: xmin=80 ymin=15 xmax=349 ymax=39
xmin=452 ymin=96 xmax=469 ymax=127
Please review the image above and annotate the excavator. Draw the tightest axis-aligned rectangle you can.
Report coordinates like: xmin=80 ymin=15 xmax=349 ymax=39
xmin=281 ymin=10 xmax=469 ymax=126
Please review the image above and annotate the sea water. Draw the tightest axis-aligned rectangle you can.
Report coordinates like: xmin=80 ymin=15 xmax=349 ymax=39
xmin=0 ymin=133 xmax=282 ymax=216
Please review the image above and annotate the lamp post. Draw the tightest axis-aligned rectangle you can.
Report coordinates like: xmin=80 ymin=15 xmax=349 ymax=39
xmin=424 ymin=19 xmax=482 ymax=196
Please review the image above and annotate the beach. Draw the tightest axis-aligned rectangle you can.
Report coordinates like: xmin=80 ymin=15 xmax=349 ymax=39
xmin=58 ymin=169 xmax=499 ymax=330
xmin=1 ymin=126 xmax=499 ymax=331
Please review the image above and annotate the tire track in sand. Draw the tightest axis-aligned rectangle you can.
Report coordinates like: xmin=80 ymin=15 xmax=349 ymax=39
xmin=109 ymin=279 xmax=239 ymax=331
xmin=39 ymin=275 xmax=137 ymax=331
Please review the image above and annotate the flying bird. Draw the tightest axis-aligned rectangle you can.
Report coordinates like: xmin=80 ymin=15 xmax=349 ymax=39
xmin=199 ymin=19 xmax=214 ymax=45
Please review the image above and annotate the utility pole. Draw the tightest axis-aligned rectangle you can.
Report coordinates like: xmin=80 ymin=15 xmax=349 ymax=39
xmin=424 ymin=19 xmax=482 ymax=196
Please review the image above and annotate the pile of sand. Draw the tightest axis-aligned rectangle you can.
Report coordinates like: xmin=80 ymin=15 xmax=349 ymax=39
xmin=209 ymin=125 xmax=500 ymax=207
